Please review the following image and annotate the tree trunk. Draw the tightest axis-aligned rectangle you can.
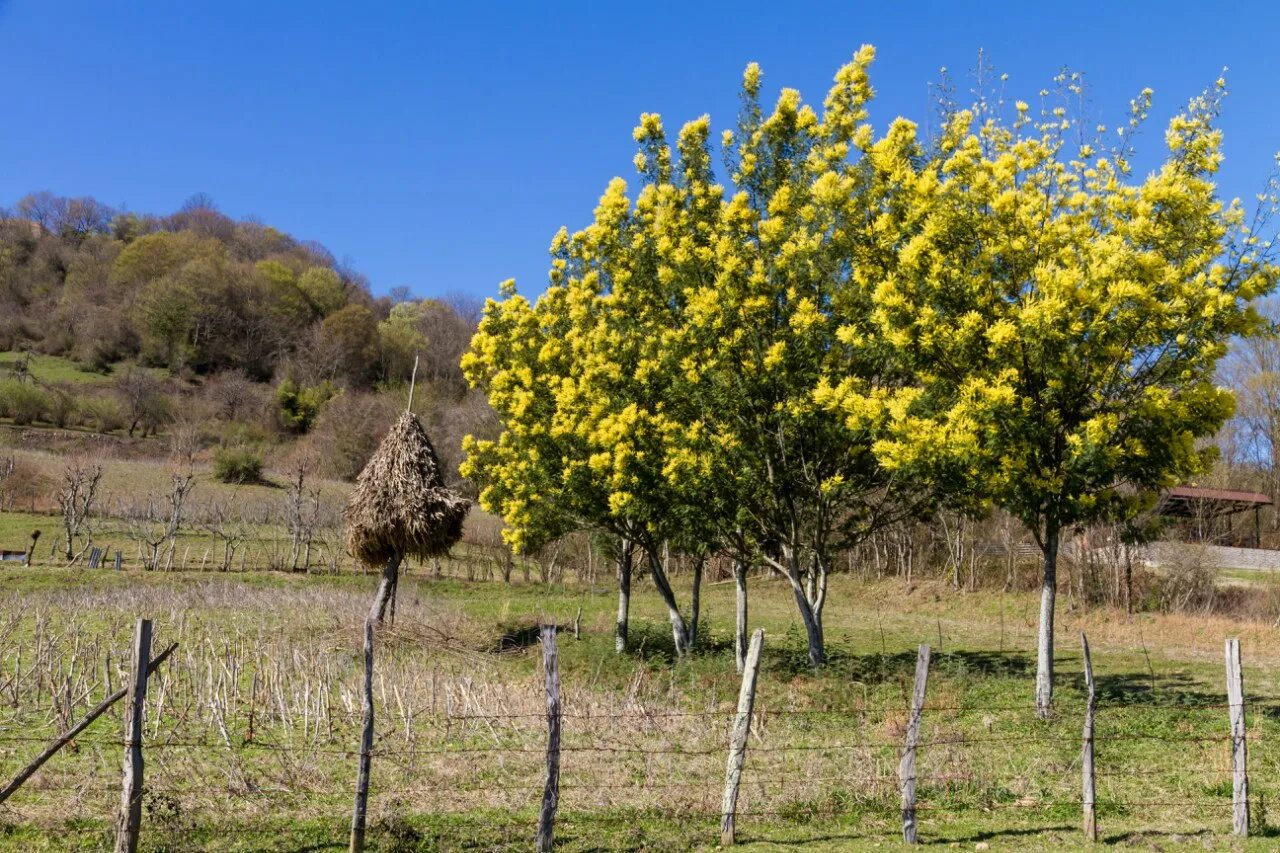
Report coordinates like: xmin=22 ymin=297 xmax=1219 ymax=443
xmin=369 ymin=555 xmax=403 ymax=627
xmin=646 ymin=550 xmax=690 ymax=656
xmin=615 ymin=540 xmax=632 ymax=654
xmin=1036 ymin=526 xmax=1060 ymax=718
xmin=782 ymin=545 xmax=824 ymax=667
xmin=690 ymin=556 xmax=704 ymax=646
xmin=792 ymin=586 xmax=824 ymax=668
xmin=1124 ymin=546 xmax=1134 ymax=615
xmin=734 ymin=558 xmax=748 ymax=674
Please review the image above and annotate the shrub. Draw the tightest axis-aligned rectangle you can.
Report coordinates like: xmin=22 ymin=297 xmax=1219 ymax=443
xmin=1154 ymin=544 xmax=1217 ymax=613
xmin=307 ymin=390 xmax=397 ymax=480
xmin=275 ymin=379 xmax=334 ymax=434
xmin=79 ymin=395 xmax=128 ymax=433
xmin=0 ymin=380 xmax=51 ymax=425
xmin=46 ymin=387 xmax=80 ymax=428
xmin=212 ymin=446 xmax=263 ymax=484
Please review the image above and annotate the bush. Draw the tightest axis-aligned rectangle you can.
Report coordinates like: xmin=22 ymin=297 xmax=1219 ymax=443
xmin=307 ymin=390 xmax=397 ymax=480
xmin=0 ymin=380 xmax=51 ymax=425
xmin=79 ymin=395 xmax=128 ymax=433
xmin=212 ymin=446 xmax=263 ymax=484
xmin=275 ymin=379 xmax=334 ymax=434
xmin=1154 ymin=545 xmax=1217 ymax=613
xmin=46 ymin=387 xmax=79 ymax=428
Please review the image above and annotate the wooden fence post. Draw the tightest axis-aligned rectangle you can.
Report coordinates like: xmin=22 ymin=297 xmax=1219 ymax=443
xmin=115 ymin=618 xmax=152 ymax=853
xmin=721 ymin=628 xmax=764 ymax=846
xmin=349 ymin=617 xmax=375 ymax=852
xmin=900 ymin=644 xmax=931 ymax=844
xmin=536 ymin=625 xmax=561 ymax=853
xmin=1226 ymin=637 xmax=1248 ymax=837
xmin=1081 ymin=632 xmax=1097 ymax=842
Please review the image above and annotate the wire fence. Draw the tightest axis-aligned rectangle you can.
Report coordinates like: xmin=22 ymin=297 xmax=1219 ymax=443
xmin=0 ymin=655 xmax=1273 ymax=849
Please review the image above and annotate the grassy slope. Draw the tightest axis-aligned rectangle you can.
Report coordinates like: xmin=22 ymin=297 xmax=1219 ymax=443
xmin=0 ymin=352 xmax=109 ymax=385
xmin=0 ymin=565 xmax=1275 ymax=850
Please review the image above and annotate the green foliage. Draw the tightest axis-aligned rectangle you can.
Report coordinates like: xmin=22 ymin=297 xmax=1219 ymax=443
xmin=78 ymin=394 xmax=127 ymax=433
xmin=275 ymin=379 xmax=335 ymax=434
xmin=0 ymin=380 xmax=51 ymax=425
xmin=212 ymin=446 xmax=264 ymax=484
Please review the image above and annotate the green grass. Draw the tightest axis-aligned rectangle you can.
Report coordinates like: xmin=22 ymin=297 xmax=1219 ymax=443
xmin=0 ymin=561 xmax=1277 ymax=849
xmin=0 ymin=351 xmax=110 ymax=385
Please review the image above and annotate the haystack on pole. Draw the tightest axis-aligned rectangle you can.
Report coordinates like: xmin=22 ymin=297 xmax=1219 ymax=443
xmin=344 ymin=370 xmax=469 ymax=852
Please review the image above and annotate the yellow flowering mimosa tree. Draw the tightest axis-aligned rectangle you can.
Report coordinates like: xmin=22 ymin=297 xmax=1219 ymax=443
xmin=836 ymin=75 xmax=1280 ymax=715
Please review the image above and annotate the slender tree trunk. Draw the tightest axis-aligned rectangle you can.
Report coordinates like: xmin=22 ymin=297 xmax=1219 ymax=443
xmin=792 ymin=587 xmax=824 ymax=668
xmin=370 ymin=555 xmax=403 ymax=626
xmin=690 ymin=556 xmax=704 ymax=646
xmin=615 ymin=540 xmax=632 ymax=654
xmin=1036 ymin=525 xmax=1060 ymax=718
xmin=1124 ymin=546 xmax=1134 ymax=615
xmin=734 ymin=558 xmax=748 ymax=674
xmin=646 ymin=550 xmax=690 ymax=656
xmin=782 ymin=545 xmax=824 ymax=667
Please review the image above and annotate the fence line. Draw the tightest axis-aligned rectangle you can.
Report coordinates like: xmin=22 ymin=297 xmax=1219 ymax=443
xmin=0 ymin=632 xmax=1268 ymax=847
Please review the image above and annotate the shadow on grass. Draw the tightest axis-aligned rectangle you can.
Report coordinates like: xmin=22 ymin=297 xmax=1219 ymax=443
xmin=762 ymin=645 xmax=1035 ymax=685
xmin=927 ymin=824 xmax=1073 ymax=844
xmin=1100 ymin=827 xmax=1213 ymax=844
xmin=1086 ymin=670 xmax=1245 ymax=709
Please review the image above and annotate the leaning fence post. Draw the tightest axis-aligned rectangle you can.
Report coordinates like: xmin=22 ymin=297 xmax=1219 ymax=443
xmin=1081 ymin=632 xmax=1097 ymax=842
xmin=900 ymin=643 xmax=931 ymax=844
xmin=536 ymin=625 xmax=561 ymax=853
xmin=115 ymin=618 xmax=152 ymax=853
xmin=1225 ymin=637 xmax=1248 ymax=837
xmin=721 ymin=628 xmax=764 ymax=846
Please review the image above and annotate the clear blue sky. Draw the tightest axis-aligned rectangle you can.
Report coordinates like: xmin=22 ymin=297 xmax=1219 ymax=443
xmin=1 ymin=1 xmax=1276 ymax=300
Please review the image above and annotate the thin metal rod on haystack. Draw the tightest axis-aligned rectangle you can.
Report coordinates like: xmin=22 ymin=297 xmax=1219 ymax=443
xmin=345 ymin=396 xmax=468 ymax=853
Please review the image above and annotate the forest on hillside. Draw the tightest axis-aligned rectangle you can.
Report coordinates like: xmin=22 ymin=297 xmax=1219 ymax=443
xmin=0 ymin=191 xmax=495 ymax=486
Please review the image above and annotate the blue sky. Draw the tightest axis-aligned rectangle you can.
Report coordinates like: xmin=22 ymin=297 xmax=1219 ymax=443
xmin=1 ymin=2 xmax=1276 ymax=300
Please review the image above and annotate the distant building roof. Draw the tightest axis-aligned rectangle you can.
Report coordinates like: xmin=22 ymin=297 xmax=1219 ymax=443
xmin=1159 ymin=486 xmax=1273 ymax=519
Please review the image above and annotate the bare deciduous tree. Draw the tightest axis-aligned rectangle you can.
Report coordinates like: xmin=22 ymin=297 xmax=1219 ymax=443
xmin=202 ymin=497 xmax=250 ymax=572
xmin=58 ymin=459 xmax=103 ymax=562
xmin=122 ymin=468 xmax=196 ymax=570
xmin=284 ymin=463 xmax=322 ymax=572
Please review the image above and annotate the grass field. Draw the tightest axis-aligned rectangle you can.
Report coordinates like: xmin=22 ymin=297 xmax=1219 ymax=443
xmin=0 ymin=561 xmax=1276 ymax=851
xmin=0 ymin=352 xmax=110 ymax=386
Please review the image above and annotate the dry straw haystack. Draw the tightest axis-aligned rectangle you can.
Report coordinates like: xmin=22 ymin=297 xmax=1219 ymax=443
xmin=345 ymin=411 xmax=470 ymax=566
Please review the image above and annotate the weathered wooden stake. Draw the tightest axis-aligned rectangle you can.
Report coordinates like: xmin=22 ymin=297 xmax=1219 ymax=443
xmin=115 ymin=618 xmax=152 ymax=853
xmin=1081 ymin=632 xmax=1097 ymax=842
xmin=1226 ymin=637 xmax=1248 ymax=837
xmin=536 ymin=625 xmax=561 ymax=853
xmin=573 ymin=606 xmax=581 ymax=640
xmin=349 ymin=617 xmax=375 ymax=852
xmin=900 ymin=644 xmax=931 ymax=844
xmin=721 ymin=628 xmax=764 ymax=846
xmin=0 ymin=643 xmax=176 ymax=805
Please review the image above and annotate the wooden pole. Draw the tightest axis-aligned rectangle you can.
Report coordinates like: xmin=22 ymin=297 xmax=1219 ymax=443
xmin=536 ymin=625 xmax=561 ymax=853
xmin=0 ymin=643 xmax=176 ymax=805
xmin=721 ymin=628 xmax=764 ymax=846
xmin=1081 ymin=632 xmax=1097 ymax=842
xmin=115 ymin=618 xmax=152 ymax=853
xmin=900 ymin=644 xmax=931 ymax=844
xmin=406 ymin=354 xmax=419 ymax=412
xmin=1226 ymin=637 xmax=1248 ymax=837
xmin=350 ymin=616 xmax=376 ymax=852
